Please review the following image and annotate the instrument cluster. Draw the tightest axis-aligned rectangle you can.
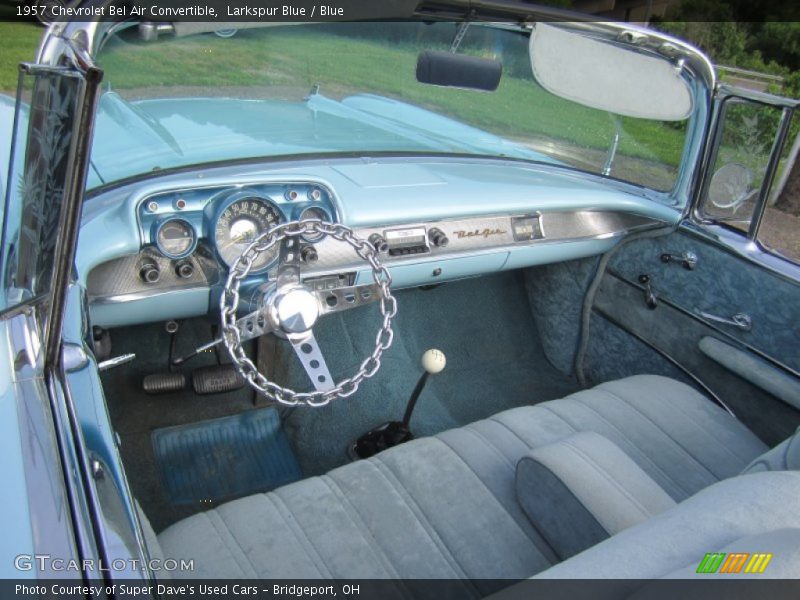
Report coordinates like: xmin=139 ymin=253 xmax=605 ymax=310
xmin=136 ymin=182 xmax=336 ymax=283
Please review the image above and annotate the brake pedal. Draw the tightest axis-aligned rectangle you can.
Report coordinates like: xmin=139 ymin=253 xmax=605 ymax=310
xmin=192 ymin=364 xmax=245 ymax=395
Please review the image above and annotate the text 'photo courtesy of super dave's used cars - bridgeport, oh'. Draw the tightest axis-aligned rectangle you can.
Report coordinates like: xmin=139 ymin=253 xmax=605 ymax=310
xmin=1 ymin=1 xmax=800 ymax=599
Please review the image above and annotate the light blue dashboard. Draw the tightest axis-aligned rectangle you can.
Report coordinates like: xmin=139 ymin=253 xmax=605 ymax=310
xmin=79 ymin=155 xmax=680 ymax=328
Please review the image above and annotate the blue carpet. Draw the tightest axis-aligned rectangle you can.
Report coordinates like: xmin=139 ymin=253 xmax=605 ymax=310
xmin=152 ymin=408 xmax=302 ymax=505
xmin=282 ymin=271 xmax=580 ymax=475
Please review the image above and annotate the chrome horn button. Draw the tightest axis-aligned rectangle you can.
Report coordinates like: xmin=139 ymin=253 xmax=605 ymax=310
xmin=273 ymin=287 xmax=320 ymax=335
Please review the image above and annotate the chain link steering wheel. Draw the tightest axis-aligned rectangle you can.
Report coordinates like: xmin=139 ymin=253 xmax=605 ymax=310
xmin=220 ymin=220 xmax=397 ymax=407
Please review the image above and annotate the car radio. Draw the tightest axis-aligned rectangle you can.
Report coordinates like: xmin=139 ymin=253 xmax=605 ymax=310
xmin=384 ymin=227 xmax=430 ymax=256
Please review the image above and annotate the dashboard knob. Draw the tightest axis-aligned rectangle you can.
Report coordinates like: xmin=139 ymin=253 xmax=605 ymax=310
xmin=300 ymin=245 xmax=318 ymax=263
xmin=429 ymin=228 xmax=449 ymax=248
xmin=369 ymin=233 xmax=389 ymax=254
xmin=174 ymin=259 xmax=194 ymax=279
xmin=138 ymin=257 xmax=160 ymax=284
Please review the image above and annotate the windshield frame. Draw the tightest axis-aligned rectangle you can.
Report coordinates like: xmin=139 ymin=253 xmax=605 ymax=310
xmin=40 ymin=17 xmax=715 ymax=206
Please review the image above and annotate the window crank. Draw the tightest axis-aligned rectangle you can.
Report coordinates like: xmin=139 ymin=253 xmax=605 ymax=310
xmin=661 ymin=251 xmax=698 ymax=270
xmin=638 ymin=274 xmax=658 ymax=310
xmin=698 ymin=311 xmax=752 ymax=332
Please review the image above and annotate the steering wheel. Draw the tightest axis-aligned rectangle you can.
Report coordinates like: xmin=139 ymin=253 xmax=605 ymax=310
xmin=220 ymin=219 xmax=397 ymax=407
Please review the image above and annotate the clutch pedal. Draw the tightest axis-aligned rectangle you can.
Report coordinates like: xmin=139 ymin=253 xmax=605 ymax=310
xmin=143 ymin=372 xmax=187 ymax=394
xmin=192 ymin=364 xmax=245 ymax=395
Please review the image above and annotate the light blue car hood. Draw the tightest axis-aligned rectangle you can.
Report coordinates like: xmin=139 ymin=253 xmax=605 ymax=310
xmin=89 ymin=91 xmax=556 ymax=186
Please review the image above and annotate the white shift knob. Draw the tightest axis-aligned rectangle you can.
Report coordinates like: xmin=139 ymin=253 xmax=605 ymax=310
xmin=421 ymin=349 xmax=446 ymax=374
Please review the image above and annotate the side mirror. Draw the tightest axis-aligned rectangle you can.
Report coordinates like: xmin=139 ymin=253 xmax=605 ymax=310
xmin=707 ymin=163 xmax=757 ymax=213
xmin=416 ymin=50 xmax=502 ymax=92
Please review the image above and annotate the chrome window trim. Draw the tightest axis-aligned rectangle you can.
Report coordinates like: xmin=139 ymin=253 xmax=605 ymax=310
xmin=689 ymin=84 xmax=800 ymax=277
xmin=679 ymin=221 xmax=800 ymax=287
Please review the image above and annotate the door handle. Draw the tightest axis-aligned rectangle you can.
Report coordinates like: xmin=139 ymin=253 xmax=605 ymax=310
xmin=661 ymin=251 xmax=698 ymax=270
xmin=637 ymin=274 xmax=658 ymax=309
xmin=698 ymin=311 xmax=752 ymax=332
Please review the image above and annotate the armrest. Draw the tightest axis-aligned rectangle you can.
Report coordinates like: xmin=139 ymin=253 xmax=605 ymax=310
xmin=516 ymin=431 xmax=675 ymax=560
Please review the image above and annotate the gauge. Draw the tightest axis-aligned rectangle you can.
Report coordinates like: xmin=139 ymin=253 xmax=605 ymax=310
xmin=155 ymin=218 xmax=196 ymax=259
xmin=214 ymin=197 xmax=283 ymax=272
xmin=298 ymin=206 xmax=331 ymax=242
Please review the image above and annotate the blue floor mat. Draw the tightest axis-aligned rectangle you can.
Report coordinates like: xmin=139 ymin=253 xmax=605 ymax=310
xmin=152 ymin=408 xmax=302 ymax=505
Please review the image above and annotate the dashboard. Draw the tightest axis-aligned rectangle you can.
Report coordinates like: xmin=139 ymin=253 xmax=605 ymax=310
xmin=80 ymin=157 xmax=679 ymax=328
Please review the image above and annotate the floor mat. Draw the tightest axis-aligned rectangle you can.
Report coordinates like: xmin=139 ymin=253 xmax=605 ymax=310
xmin=152 ymin=408 xmax=302 ymax=505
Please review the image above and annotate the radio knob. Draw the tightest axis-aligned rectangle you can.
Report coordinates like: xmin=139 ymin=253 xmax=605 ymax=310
xmin=138 ymin=257 xmax=160 ymax=284
xmin=300 ymin=245 xmax=319 ymax=263
xmin=369 ymin=233 xmax=389 ymax=254
xmin=428 ymin=228 xmax=449 ymax=248
xmin=174 ymin=259 xmax=194 ymax=279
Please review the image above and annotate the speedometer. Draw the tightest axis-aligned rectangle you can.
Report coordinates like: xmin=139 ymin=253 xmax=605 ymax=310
xmin=214 ymin=197 xmax=283 ymax=272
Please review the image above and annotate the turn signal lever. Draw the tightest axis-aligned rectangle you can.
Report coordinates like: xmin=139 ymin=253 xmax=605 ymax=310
xmin=349 ymin=349 xmax=447 ymax=460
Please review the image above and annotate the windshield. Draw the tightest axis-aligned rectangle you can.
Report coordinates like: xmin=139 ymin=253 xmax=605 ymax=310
xmin=93 ymin=22 xmax=689 ymax=191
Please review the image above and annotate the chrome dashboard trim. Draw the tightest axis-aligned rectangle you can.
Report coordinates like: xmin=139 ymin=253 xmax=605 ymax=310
xmin=86 ymin=251 xmax=219 ymax=302
xmin=294 ymin=210 xmax=664 ymax=278
xmin=86 ymin=209 xmax=666 ymax=306
xmin=88 ymin=287 xmax=209 ymax=306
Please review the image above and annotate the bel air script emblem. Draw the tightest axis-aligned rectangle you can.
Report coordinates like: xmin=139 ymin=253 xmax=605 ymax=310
xmin=452 ymin=228 xmax=507 ymax=239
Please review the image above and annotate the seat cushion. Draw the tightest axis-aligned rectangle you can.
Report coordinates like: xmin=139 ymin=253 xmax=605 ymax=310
xmin=158 ymin=375 xmax=767 ymax=585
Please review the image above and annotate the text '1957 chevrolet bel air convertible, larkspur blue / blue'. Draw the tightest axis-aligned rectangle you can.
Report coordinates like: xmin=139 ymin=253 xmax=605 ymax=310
xmin=1 ymin=1 xmax=799 ymax=598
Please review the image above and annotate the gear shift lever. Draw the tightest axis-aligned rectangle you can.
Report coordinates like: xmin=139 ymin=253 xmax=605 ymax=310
xmin=349 ymin=349 xmax=446 ymax=460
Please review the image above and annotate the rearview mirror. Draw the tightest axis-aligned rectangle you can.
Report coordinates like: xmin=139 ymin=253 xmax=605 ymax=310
xmin=416 ymin=50 xmax=502 ymax=92
xmin=529 ymin=24 xmax=693 ymax=121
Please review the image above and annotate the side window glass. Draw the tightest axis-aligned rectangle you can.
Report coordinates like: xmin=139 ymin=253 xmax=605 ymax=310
xmin=760 ymin=127 xmax=800 ymax=263
xmin=0 ymin=68 xmax=83 ymax=313
xmin=699 ymin=98 xmax=784 ymax=233
xmin=698 ymin=93 xmax=799 ymax=265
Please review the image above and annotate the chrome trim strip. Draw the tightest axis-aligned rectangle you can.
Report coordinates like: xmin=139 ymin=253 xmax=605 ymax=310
xmin=717 ymin=84 xmax=800 ymax=109
xmin=89 ymin=286 xmax=210 ymax=306
xmin=748 ymin=106 xmax=794 ymax=240
xmin=607 ymin=270 xmax=800 ymax=380
xmin=680 ymin=221 xmax=800 ymax=286
xmin=303 ymin=210 xmax=664 ymax=276
xmin=44 ymin=63 xmax=103 ymax=372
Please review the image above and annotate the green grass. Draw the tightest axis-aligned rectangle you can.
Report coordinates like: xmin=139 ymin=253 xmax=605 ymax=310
xmin=0 ymin=21 xmax=42 ymax=91
xmin=98 ymin=28 xmax=686 ymax=173
xmin=0 ymin=22 xmax=686 ymax=187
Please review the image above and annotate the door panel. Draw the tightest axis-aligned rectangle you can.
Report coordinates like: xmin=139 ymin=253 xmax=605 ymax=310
xmin=608 ymin=226 xmax=800 ymax=373
xmin=585 ymin=225 xmax=800 ymax=446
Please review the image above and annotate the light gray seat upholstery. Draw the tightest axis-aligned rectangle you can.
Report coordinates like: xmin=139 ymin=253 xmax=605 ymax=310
xmin=156 ymin=375 xmax=772 ymax=589
xmin=530 ymin=471 xmax=800 ymax=581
